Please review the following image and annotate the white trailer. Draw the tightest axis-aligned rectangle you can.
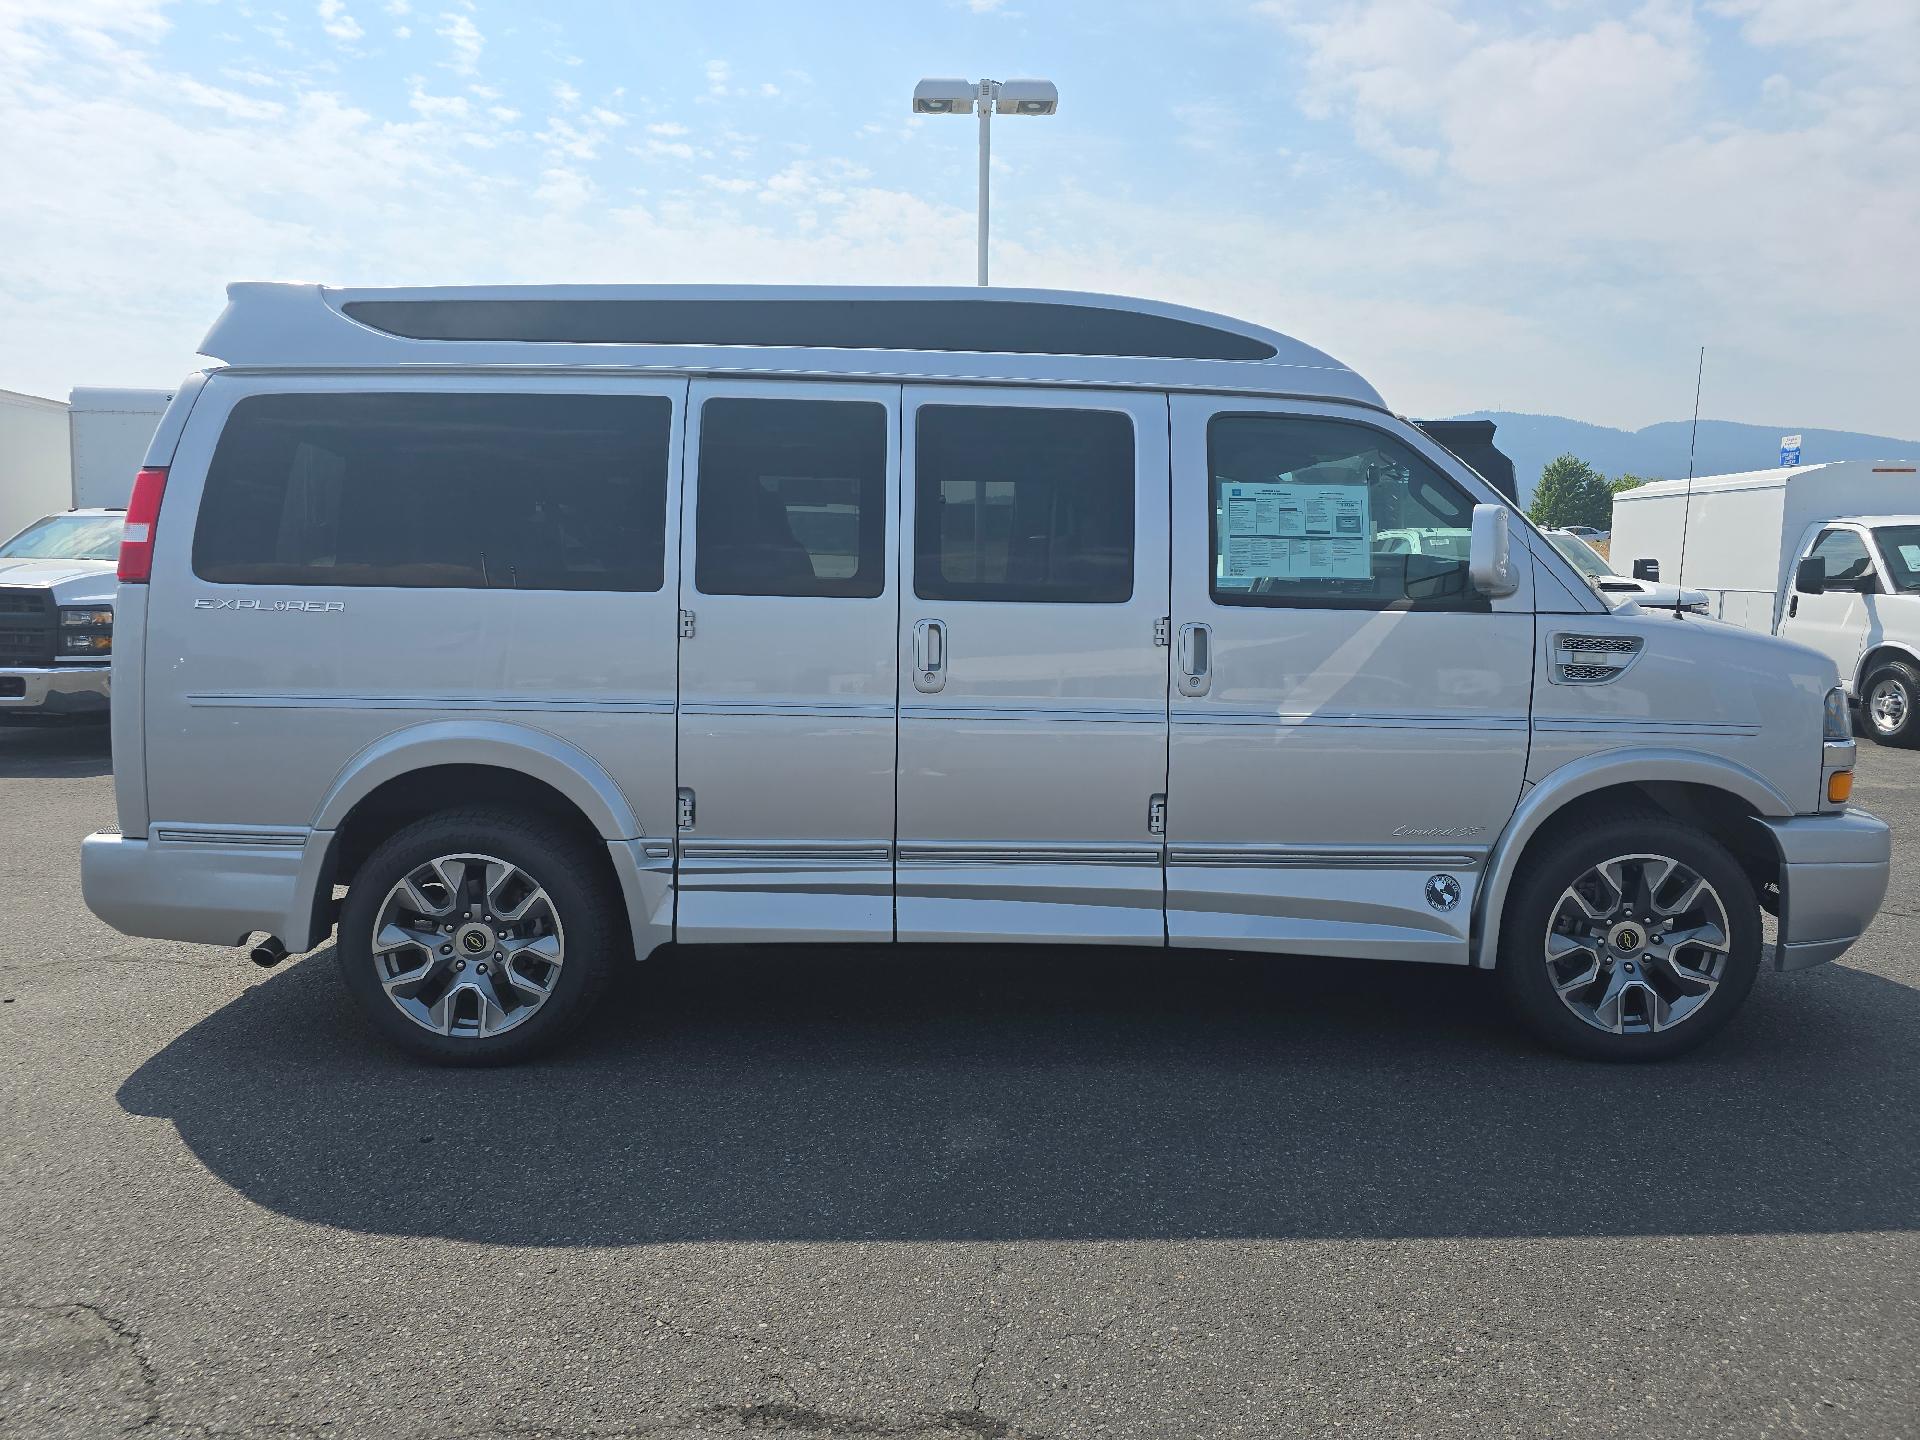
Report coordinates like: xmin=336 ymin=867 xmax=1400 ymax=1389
xmin=0 ymin=389 xmax=73 ymax=545
xmin=69 ymin=388 xmax=172 ymax=510
xmin=1611 ymin=459 xmax=1920 ymax=633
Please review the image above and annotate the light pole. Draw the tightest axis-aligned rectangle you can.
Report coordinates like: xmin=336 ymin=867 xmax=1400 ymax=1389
xmin=912 ymin=77 xmax=1058 ymax=286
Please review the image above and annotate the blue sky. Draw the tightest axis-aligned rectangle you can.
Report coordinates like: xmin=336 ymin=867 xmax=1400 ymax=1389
xmin=3 ymin=0 xmax=1916 ymax=437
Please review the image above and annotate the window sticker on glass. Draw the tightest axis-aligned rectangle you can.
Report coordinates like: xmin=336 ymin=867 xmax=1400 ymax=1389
xmin=1220 ymin=481 xmax=1371 ymax=581
xmin=1899 ymin=544 xmax=1920 ymax=570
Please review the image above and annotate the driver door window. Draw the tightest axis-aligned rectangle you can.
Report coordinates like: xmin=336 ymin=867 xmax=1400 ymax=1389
xmin=1804 ymin=529 xmax=1876 ymax=591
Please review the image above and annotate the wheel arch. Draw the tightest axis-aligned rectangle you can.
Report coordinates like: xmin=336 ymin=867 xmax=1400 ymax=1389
xmin=1854 ymin=643 xmax=1920 ymax=699
xmin=280 ymin=722 xmax=651 ymax=953
xmin=1473 ymin=750 xmax=1790 ymax=969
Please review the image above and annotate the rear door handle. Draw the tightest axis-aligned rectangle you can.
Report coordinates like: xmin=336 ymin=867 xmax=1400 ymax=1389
xmin=1177 ymin=622 xmax=1212 ymax=697
xmin=913 ymin=618 xmax=947 ymax=693
xmin=1789 ymin=595 xmax=1799 ymax=618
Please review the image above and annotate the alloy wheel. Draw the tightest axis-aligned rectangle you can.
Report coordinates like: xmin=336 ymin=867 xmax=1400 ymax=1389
xmin=371 ymin=853 xmax=565 ymax=1038
xmin=1543 ymin=853 xmax=1730 ymax=1035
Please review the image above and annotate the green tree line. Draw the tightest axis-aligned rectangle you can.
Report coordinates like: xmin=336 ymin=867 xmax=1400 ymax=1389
xmin=1527 ymin=453 xmax=1652 ymax=530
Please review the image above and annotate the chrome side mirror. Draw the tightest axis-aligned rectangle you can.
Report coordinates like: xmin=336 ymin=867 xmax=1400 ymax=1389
xmin=1469 ymin=504 xmax=1519 ymax=598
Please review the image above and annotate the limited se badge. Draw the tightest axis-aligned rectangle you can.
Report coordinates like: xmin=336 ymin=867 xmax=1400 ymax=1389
xmin=1425 ymin=874 xmax=1461 ymax=912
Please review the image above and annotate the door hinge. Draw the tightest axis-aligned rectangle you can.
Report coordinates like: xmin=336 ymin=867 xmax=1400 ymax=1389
xmin=678 ymin=609 xmax=696 ymax=638
xmin=676 ymin=787 xmax=696 ymax=830
xmin=1153 ymin=616 xmax=1171 ymax=646
xmin=1148 ymin=793 xmax=1166 ymax=834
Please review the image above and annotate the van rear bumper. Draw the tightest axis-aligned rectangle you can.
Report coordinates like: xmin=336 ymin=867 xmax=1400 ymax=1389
xmin=81 ymin=830 xmax=321 ymax=949
xmin=1755 ymin=808 xmax=1892 ymax=971
xmin=0 ymin=666 xmax=110 ymax=716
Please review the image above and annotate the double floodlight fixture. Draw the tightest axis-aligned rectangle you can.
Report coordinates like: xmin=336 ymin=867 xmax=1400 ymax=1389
xmin=911 ymin=77 xmax=1059 ymax=117
xmin=911 ymin=76 xmax=1059 ymax=284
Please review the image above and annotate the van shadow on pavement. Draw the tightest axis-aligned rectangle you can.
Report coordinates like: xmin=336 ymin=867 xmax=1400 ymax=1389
xmin=118 ymin=943 xmax=1920 ymax=1246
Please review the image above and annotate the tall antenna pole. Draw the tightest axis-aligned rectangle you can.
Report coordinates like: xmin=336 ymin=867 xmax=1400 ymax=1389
xmin=1676 ymin=346 xmax=1705 ymax=587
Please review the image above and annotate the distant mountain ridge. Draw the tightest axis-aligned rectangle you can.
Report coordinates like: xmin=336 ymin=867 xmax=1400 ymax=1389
xmin=1450 ymin=412 xmax=1920 ymax=507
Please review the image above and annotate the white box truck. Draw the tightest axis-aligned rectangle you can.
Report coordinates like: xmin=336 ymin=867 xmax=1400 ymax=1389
xmin=1611 ymin=459 xmax=1920 ymax=745
xmin=1611 ymin=460 xmax=1920 ymax=632
xmin=69 ymin=388 xmax=173 ymax=509
xmin=0 ymin=389 xmax=72 ymax=545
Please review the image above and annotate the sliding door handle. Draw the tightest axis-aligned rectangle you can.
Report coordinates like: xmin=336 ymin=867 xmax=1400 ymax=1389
xmin=1177 ymin=622 xmax=1212 ymax=697
xmin=913 ymin=618 xmax=947 ymax=693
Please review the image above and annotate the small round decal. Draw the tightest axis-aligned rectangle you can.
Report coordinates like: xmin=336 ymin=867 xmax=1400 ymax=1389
xmin=1425 ymin=874 xmax=1462 ymax=912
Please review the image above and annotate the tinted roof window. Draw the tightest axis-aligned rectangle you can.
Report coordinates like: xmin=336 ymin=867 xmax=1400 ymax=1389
xmin=343 ymin=297 xmax=1279 ymax=361
xmin=193 ymin=392 xmax=672 ymax=591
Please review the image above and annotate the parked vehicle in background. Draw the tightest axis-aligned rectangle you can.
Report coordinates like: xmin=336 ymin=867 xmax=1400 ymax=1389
xmin=1777 ymin=515 xmax=1920 ymax=746
xmin=1544 ymin=528 xmax=1708 ymax=612
xmin=1611 ymin=460 xmax=1920 ymax=743
xmin=0 ymin=388 xmax=71 ymax=545
xmin=0 ymin=509 xmax=122 ymax=721
xmin=80 ymin=282 xmax=1889 ymax=1065
xmin=1562 ymin=524 xmax=1608 ymax=542
xmin=0 ymin=389 xmax=170 ymax=723
xmin=70 ymin=389 xmax=173 ymax=509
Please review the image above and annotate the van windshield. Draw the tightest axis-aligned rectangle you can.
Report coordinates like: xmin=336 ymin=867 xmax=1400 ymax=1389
xmin=0 ymin=513 xmax=124 ymax=561
xmin=1873 ymin=526 xmax=1920 ymax=592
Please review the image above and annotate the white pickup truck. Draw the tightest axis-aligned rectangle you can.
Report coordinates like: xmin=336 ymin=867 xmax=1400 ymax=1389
xmin=0 ymin=510 xmax=122 ymax=721
xmin=0 ymin=389 xmax=171 ymax=722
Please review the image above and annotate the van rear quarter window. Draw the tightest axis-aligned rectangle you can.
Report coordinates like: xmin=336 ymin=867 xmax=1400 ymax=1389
xmin=191 ymin=392 xmax=673 ymax=590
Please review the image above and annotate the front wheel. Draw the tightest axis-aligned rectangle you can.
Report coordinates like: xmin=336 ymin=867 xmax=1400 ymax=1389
xmin=1499 ymin=814 xmax=1760 ymax=1060
xmin=1861 ymin=661 xmax=1920 ymax=746
xmin=336 ymin=808 xmax=621 ymax=1064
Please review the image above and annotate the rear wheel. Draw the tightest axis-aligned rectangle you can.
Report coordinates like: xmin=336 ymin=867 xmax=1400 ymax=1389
xmin=1861 ymin=660 xmax=1920 ymax=746
xmin=336 ymin=808 xmax=621 ymax=1064
xmin=1499 ymin=814 xmax=1760 ymax=1060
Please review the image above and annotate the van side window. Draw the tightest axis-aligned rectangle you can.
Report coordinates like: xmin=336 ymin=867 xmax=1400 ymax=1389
xmin=1805 ymin=528 xmax=1874 ymax=588
xmin=694 ymin=398 xmax=888 ymax=599
xmin=192 ymin=392 xmax=672 ymax=591
xmin=1207 ymin=414 xmax=1482 ymax=611
xmin=913 ymin=405 xmax=1134 ymax=603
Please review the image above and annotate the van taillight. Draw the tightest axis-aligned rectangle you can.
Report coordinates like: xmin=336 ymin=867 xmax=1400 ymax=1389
xmin=118 ymin=467 xmax=169 ymax=583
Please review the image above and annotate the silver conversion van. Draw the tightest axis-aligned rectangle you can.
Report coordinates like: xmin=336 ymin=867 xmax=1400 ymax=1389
xmin=81 ymin=284 xmax=1891 ymax=1064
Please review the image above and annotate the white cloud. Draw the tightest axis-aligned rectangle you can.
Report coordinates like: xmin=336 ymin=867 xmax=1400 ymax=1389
xmin=648 ymin=121 xmax=688 ymax=137
xmin=437 ymin=10 xmax=481 ymax=74
xmin=705 ymin=59 xmax=731 ymax=95
xmin=316 ymin=0 xmax=363 ymax=43
xmin=551 ymin=81 xmax=580 ymax=109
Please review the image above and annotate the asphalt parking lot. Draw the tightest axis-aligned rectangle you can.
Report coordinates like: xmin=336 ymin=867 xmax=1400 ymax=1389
xmin=1 ymin=725 xmax=1916 ymax=1439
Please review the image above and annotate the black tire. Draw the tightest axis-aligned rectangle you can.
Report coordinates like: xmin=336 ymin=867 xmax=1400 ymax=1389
xmin=336 ymin=808 xmax=622 ymax=1064
xmin=1498 ymin=812 xmax=1760 ymax=1061
xmin=1860 ymin=660 xmax=1920 ymax=746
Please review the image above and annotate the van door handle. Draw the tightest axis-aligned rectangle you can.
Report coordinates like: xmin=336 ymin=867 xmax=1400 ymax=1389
xmin=1789 ymin=595 xmax=1799 ymax=618
xmin=913 ymin=618 xmax=947 ymax=693
xmin=1177 ymin=622 xmax=1212 ymax=697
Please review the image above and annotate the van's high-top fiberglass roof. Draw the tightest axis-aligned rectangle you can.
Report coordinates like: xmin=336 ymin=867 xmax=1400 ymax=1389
xmin=198 ymin=283 xmax=1387 ymax=408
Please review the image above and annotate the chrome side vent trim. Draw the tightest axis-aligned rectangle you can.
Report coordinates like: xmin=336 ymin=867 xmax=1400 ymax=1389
xmin=1550 ymin=632 xmax=1644 ymax=685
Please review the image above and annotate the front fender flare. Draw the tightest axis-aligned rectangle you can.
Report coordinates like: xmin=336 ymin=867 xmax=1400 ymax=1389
xmin=1472 ymin=748 xmax=1793 ymax=969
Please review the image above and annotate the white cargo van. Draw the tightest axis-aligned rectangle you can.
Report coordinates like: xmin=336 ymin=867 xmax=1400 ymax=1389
xmin=1611 ymin=461 xmax=1920 ymax=743
xmin=79 ymin=283 xmax=1889 ymax=1064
